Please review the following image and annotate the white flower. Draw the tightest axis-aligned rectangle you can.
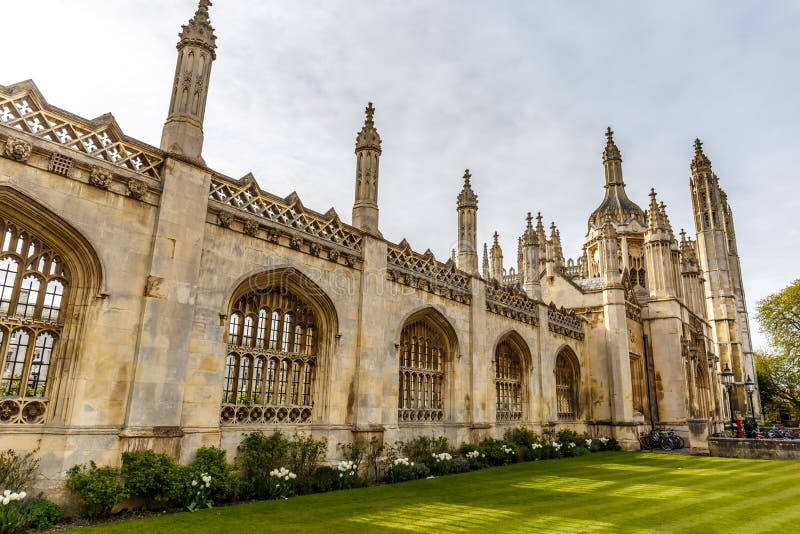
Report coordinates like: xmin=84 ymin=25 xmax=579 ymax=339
xmin=568 ymin=442 xmax=576 ymax=448
xmin=600 ymin=437 xmax=609 ymax=444
xmin=585 ymin=439 xmax=592 ymax=446
xmin=2 ymin=490 xmax=9 ymax=497
xmin=18 ymin=492 xmax=25 ymax=500
xmin=205 ymin=482 xmax=210 ymax=488
xmin=466 ymin=450 xmax=481 ymax=459
xmin=191 ymin=480 xmax=198 ymax=486
xmin=2 ymin=497 xmax=8 ymax=505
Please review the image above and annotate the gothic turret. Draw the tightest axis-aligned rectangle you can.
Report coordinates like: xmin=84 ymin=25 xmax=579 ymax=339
xmin=644 ymin=189 xmax=680 ymax=298
xmin=482 ymin=243 xmax=490 ymax=279
xmin=490 ymin=231 xmax=504 ymax=282
xmin=521 ymin=212 xmax=541 ymax=298
xmin=598 ymin=214 xmax=621 ymax=286
xmin=549 ymin=222 xmax=564 ymax=268
xmin=588 ymin=128 xmax=645 ymax=231
xmin=161 ymin=0 xmax=217 ymax=159
xmin=352 ymin=102 xmax=382 ymax=235
xmin=456 ymin=169 xmax=478 ymax=275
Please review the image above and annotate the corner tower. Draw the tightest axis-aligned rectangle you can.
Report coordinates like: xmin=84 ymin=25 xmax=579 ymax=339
xmin=160 ymin=0 xmax=217 ymax=159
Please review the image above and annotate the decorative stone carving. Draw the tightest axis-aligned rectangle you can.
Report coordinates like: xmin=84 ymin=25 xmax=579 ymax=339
xmin=266 ymin=229 xmax=281 ymax=243
xmin=127 ymin=179 xmax=147 ymax=199
xmin=0 ymin=398 xmax=47 ymax=424
xmin=386 ymin=241 xmax=471 ymax=303
xmin=144 ymin=275 xmax=166 ymax=298
xmin=89 ymin=166 xmax=113 ymax=189
xmin=220 ymin=403 xmax=312 ymax=425
xmin=243 ymin=219 xmax=258 ymax=236
xmin=328 ymin=249 xmax=340 ymax=263
xmin=4 ymin=137 xmax=32 ymax=162
xmin=217 ymin=212 xmax=233 ymax=227
xmin=309 ymin=243 xmax=321 ymax=256
xmin=289 ymin=235 xmax=303 ymax=250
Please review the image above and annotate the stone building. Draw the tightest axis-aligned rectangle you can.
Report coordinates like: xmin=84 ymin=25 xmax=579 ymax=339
xmin=0 ymin=2 xmax=757 ymax=494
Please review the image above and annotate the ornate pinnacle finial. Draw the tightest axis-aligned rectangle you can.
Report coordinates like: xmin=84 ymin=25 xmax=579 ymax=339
xmin=457 ymin=168 xmax=478 ymax=208
xmin=526 ymin=212 xmax=533 ymax=230
xmin=680 ymin=228 xmax=687 ymax=243
xmin=493 ymin=231 xmax=500 ymax=245
xmin=691 ymin=137 xmax=711 ymax=172
xmin=365 ymin=102 xmax=375 ymax=126
xmin=179 ymin=0 xmax=217 ymax=55
xmin=603 ymin=126 xmax=621 ymax=162
xmin=356 ymin=102 xmax=381 ymax=153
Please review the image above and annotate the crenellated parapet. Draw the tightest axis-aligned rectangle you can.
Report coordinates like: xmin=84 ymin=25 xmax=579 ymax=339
xmin=547 ymin=302 xmax=585 ymax=340
xmin=485 ymin=282 xmax=539 ymax=325
xmin=0 ymin=81 xmax=164 ymax=180
xmin=208 ymin=173 xmax=363 ymax=266
xmin=386 ymin=240 xmax=471 ymax=303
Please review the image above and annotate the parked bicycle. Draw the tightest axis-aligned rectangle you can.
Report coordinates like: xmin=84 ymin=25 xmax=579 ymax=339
xmin=639 ymin=429 xmax=685 ymax=451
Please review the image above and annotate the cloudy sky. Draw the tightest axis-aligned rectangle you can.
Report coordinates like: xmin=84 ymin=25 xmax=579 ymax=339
xmin=5 ymin=1 xmax=798 ymax=349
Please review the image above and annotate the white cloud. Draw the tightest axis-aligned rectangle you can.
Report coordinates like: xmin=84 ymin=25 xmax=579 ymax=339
xmin=4 ymin=0 xmax=798 ymax=349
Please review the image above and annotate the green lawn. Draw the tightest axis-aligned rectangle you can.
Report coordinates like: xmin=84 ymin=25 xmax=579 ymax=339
xmin=83 ymin=452 xmax=799 ymax=533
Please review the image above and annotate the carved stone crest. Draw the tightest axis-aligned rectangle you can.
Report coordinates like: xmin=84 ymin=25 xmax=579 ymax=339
xmin=309 ymin=243 xmax=322 ymax=257
xmin=4 ymin=137 xmax=32 ymax=162
xmin=89 ymin=167 xmax=112 ymax=189
xmin=127 ymin=179 xmax=147 ymax=200
xmin=266 ymin=229 xmax=281 ymax=243
xmin=289 ymin=236 xmax=303 ymax=250
xmin=218 ymin=212 xmax=233 ymax=228
xmin=243 ymin=220 xmax=258 ymax=236
xmin=328 ymin=249 xmax=340 ymax=263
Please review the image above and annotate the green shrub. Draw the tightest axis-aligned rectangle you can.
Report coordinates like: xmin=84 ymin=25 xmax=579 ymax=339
xmin=385 ymin=457 xmax=414 ymax=484
xmin=410 ymin=462 xmax=430 ymax=479
xmin=450 ymin=456 xmax=470 ymax=473
xmin=65 ymin=462 xmax=128 ymax=519
xmin=398 ymin=436 xmax=449 ymax=465
xmin=477 ymin=438 xmax=517 ymax=466
xmin=236 ymin=431 xmax=290 ymax=500
xmin=504 ymin=427 xmax=538 ymax=462
xmin=23 ymin=496 xmax=62 ymax=531
xmin=121 ymin=450 xmax=185 ymax=506
xmin=310 ymin=466 xmax=338 ymax=493
xmin=0 ymin=449 xmax=39 ymax=493
xmin=286 ymin=434 xmax=327 ymax=495
xmin=598 ymin=436 xmax=621 ymax=451
xmin=187 ymin=447 xmax=236 ymax=503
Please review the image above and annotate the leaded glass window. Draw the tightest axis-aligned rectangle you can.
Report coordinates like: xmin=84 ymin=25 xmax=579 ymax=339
xmin=0 ymin=221 xmax=68 ymax=411
xmin=398 ymin=319 xmax=447 ymax=423
xmin=221 ymin=287 xmax=317 ymax=425
xmin=495 ymin=341 xmax=523 ymax=421
xmin=556 ymin=349 xmax=579 ymax=420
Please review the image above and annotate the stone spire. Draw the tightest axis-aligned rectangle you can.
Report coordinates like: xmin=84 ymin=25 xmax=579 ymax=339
xmin=482 ymin=243 xmax=490 ymax=279
xmin=352 ymin=102 xmax=382 ymax=235
xmin=588 ymin=127 xmax=644 ymax=230
xmin=690 ymin=138 xmax=711 ymax=174
xmin=535 ymin=212 xmax=546 ymax=250
xmin=456 ymin=169 xmax=479 ymax=274
xmin=645 ymin=188 xmax=679 ymax=298
xmin=490 ymin=231 xmax=504 ymax=282
xmin=549 ymin=222 xmax=564 ymax=268
xmin=160 ymin=0 xmax=217 ymax=159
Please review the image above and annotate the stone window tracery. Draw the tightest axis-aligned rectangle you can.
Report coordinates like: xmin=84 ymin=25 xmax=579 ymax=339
xmin=398 ymin=319 xmax=447 ymax=423
xmin=221 ymin=288 xmax=317 ymax=425
xmin=555 ymin=349 xmax=579 ymax=420
xmin=0 ymin=220 xmax=68 ymax=424
xmin=495 ymin=341 xmax=523 ymax=421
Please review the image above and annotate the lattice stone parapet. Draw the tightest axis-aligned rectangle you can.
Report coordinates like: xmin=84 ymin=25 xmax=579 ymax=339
xmin=486 ymin=283 xmax=539 ymax=325
xmin=220 ymin=403 xmax=312 ymax=425
xmin=0 ymin=398 xmax=48 ymax=424
xmin=386 ymin=241 xmax=471 ymax=304
xmin=209 ymin=174 xmax=363 ymax=257
xmin=0 ymin=82 xmax=163 ymax=180
xmin=626 ymin=301 xmax=642 ymax=322
xmin=547 ymin=302 xmax=585 ymax=341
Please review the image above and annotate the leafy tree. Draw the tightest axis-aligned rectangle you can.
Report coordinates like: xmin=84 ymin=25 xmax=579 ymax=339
xmin=756 ymin=279 xmax=800 ymax=360
xmin=755 ymin=279 xmax=800 ymax=424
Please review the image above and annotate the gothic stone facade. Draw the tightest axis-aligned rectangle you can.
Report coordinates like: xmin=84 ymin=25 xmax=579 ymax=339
xmin=0 ymin=2 xmax=757 ymax=497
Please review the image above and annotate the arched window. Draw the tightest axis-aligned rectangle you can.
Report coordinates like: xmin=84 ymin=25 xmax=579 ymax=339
xmin=398 ymin=316 xmax=452 ymax=423
xmin=495 ymin=340 xmax=523 ymax=422
xmin=696 ymin=363 xmax=710 ymax=419
xmin=0 ymin=219 xmax=71 ymax=415
xmin=222 ymin=284 xmax=320 ymax=425
xmin=555 ymin=348 xmax=579 ymax=420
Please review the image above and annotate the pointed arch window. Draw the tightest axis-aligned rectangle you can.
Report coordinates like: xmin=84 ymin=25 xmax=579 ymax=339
xmin=222 ymin=286 xmax=319 ymax=425
xmin=398 ymin=318 xmax=449 ymax=423
xmin=0 ymin=217 xmax=72 ymax=424
xmin=495 ymin=341 xmax=523 ymax=421
xmin=555 ymin=349 xmax=579 ymax=420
